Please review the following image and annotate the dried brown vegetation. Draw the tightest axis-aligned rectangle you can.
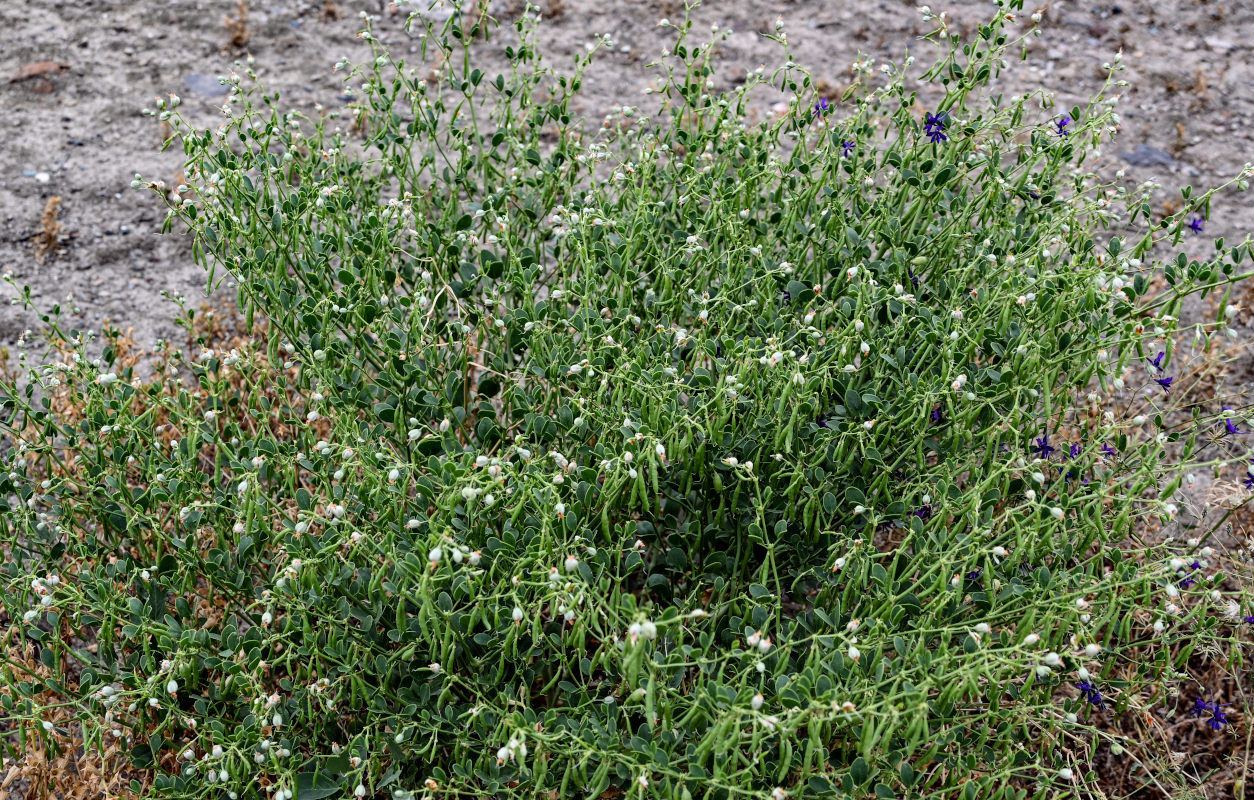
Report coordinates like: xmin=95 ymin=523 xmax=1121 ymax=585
xmin=224 ymin=0 xmax=250 ymax=50
xmin=34 ymin=196 xmax=62 ymax=265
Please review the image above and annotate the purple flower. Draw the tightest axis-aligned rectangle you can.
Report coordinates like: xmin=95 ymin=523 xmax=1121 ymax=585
xmin=1054 ymin=116 xmax=1071 ymax=136
xmin=1223 ymin=409 xmax=1244 ymax=436
xmin=1100 ymin=443 xmax=1117 ymax=459
xmin=1209 ymin=706 xmax=1229 ymax=731
xmin=1075 ymin=681 xmax=1105 ymax=709
xmin=913 ymin=504 xmax=934 ymax=521
xmin=813 ymin=98 xmax=830 ymax=118
xmin=1155 ymin=376 xmax=1173 ymax=393
xmin=931 ymin=406 xmax=944 ymax=423
xmin=924 ymin=112 xmax=948 ymax=143
xmin=1189 ymin=216 xmax=1204 ymax=235
xmin=841 ymin=139 xmax=855 ymax=157
xmin=1034 ymin=434 xmax=1057 ymax=459
xmin=1192 ymin=700 xmax=1229 ymax=731
xmin=1147 ymin=351 xmax=1165 ymax=372
xmin=907 ymin=267 xmax=920 ymax=287
xmin=1068 ymin=443 xmax=1082 ymax=459
xmin=1189 ymin=698 xmax=1214 ymax=719
xmin=1177 ymin=562 xmax=1202 ymax=588
xmin=1244 ymin=615 xmax=1254 ymax=624
xmin=815 ymin=413 xmax=830 ymax=429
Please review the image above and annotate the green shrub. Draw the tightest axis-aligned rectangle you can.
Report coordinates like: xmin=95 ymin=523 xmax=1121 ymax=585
xmin=4 ymin=2 xmax=1254 ymax=799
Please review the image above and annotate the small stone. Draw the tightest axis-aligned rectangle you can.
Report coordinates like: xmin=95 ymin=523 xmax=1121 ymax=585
xmin=34 ymin=172 xmax=50 ymax=183
xmin=1120 ymin=144 xmax=1175 ymax=168
xmin=185 ymin=73 xmax=229 ymax=97
xmin=1204 ymin=37 xmax=1236 ymax=54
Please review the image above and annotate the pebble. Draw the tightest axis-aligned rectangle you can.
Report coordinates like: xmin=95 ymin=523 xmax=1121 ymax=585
xmin=1120 ymin=144 xmax=1175 ymax=167
xmin=185 ymin=73 xmax=229 ymax=97
xmin=35 ymin=172 xmax=50 ymax=183
xmin=1204 ymin=37 xmax=1236 ymax=54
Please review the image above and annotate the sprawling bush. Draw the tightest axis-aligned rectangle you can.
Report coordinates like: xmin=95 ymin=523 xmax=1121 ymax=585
xmin=4 ymin=2 xmax=1254 ymax=799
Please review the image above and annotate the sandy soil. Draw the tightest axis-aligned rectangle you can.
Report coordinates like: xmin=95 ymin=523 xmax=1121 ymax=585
xmin=2 ymin=0 xmax=1252 ymax=360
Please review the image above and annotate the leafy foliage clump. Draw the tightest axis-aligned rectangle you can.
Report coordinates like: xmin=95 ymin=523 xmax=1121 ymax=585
xmin=4 ymin=3 xmax=1254 ymax=799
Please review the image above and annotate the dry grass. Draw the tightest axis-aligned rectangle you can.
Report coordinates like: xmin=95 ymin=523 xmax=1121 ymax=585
xmin=0 ymin=632 xmax=147 ymax=800
xmin=224 ymin=0 xmax=250 ymax=50
xmin=33 ymin=197 xmax=62 ymax=265
xmin=0 ymin=302 xmax=326 ymax=798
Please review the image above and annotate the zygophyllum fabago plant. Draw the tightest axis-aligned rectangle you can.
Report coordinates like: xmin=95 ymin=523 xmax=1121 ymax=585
xmin=5 ymin=1 xmax=1254 ymax=798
